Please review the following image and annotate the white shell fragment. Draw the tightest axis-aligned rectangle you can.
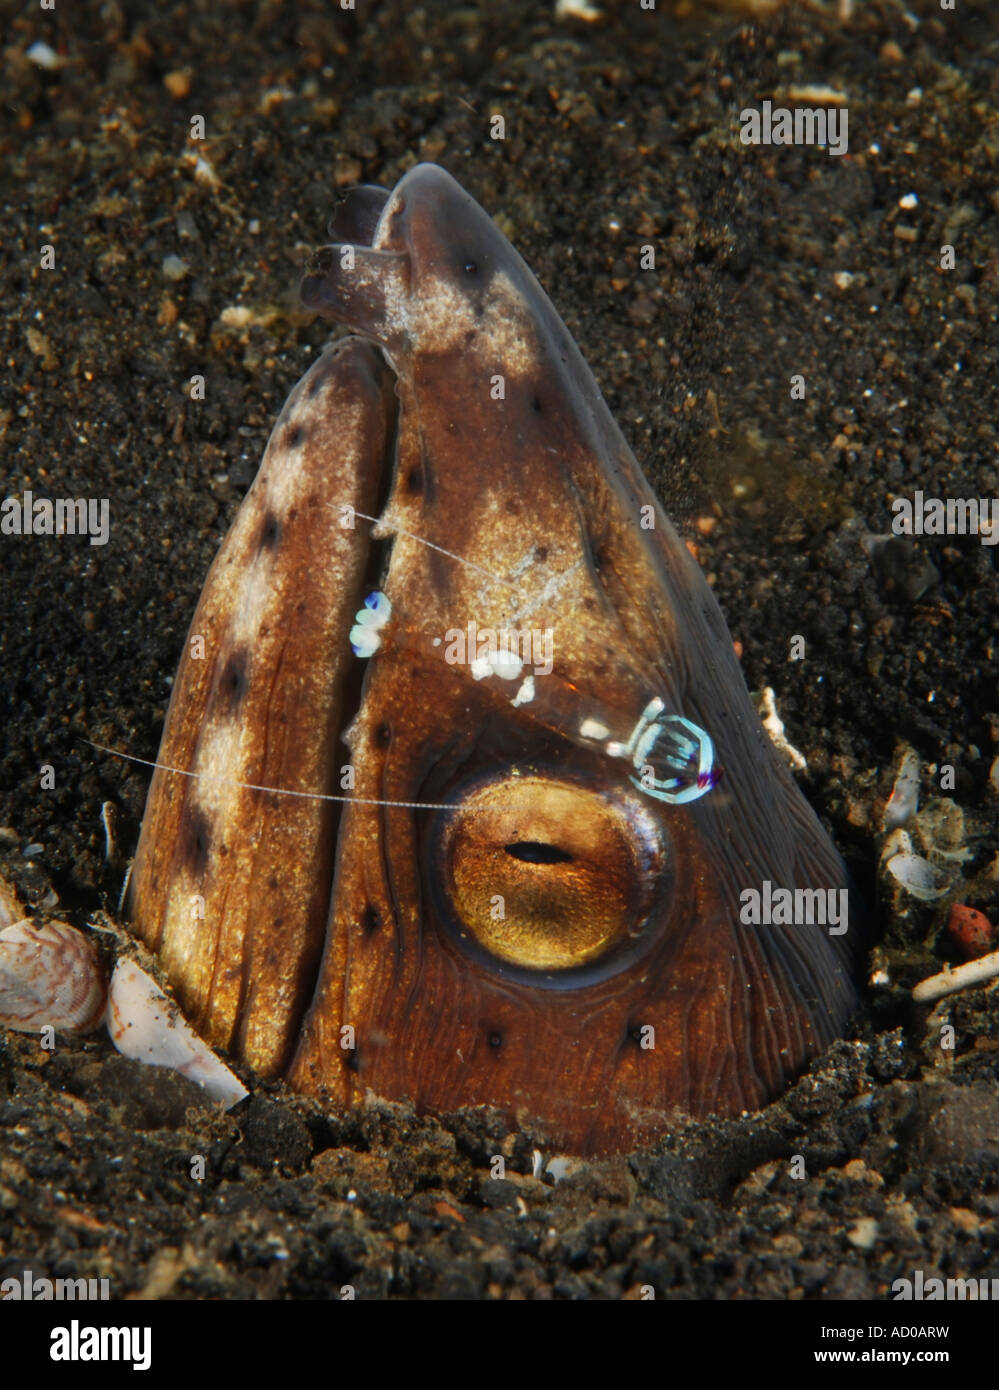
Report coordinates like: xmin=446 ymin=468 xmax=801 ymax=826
xmin=26 ymin=41 xmax=62 ymax=70
xmin=108 ymin=959 xmax=248 ymax=1109
xmin=544 ymin=1155 xmax=585 ymax=1183
xmin=555 ymin=0 xmax=604 ymax=21
xmin=0 ymin=919 xmax=107 ymax=1033
xmin=880 ymin=827 xmax=951 ymax=902
xmin=883 ymin=746 xmax=920 ymax=830
xmin=756 ymin=687 xmax=808 ymax=772
xmin=912 ymin=949 xmax=999 ymax=1005
xmin=884 ymin=845 xmax=952 ymax=901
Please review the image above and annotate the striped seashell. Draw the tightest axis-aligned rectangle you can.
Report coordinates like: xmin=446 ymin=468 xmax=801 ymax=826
xmin=0 ymin=919 xmax=107 ymax=1033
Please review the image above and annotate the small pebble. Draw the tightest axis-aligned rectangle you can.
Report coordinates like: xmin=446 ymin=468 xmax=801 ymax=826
xmin=163 ymin=70 xmax=191 ymax=100
xmin=26 ymin=41 xmax=60 ymax=70
xmin=847 ymin=1218 xmax=879 ymax=1250
xmin=946 ymin=903 xmax=994 ymax=962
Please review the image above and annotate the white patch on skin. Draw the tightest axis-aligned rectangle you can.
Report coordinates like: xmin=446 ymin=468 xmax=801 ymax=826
xmin=227 ymin=556 xmax=274 ymax=649
xmin=218 ymin=392 xmax=376 ymax=655
xmin=257 ymin=392 xmax=372 ymax=519
xmin=380 ymin=261 xmax=538 ymax=379
xmin=470 ymin=656 xmax=492 ymax=681
xmin=190 ymin=720 xmax=246 ymax=817
xmin=505 ymin=558 xmax=587 ymax=627
xmin=579 ymin=718 xmax=609 ymax=741
xmin=433 ymin=273 xmax=538 ymax=377
xmin=511 ymin=676 xmax=535 ymax=707
xmin=508 ymin=550 xmax=537 ymax=581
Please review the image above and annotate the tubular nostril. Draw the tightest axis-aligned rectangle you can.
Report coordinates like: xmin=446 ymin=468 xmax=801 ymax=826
xmin=504 ymin=842 xmax=573 ymax=866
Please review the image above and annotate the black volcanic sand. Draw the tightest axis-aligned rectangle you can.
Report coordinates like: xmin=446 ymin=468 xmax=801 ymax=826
xmin=1 ymin=0 xmax=998 ymax=1301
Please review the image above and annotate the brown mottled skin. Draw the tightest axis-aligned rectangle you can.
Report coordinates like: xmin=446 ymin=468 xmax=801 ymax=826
xmin=128 ymin=342 xmax=396 ymax=1075
xmin=130 ymin=166 xmax=858 ymax=1154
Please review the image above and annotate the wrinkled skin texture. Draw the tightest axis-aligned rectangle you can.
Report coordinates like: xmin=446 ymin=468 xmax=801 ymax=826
xmin=129 ymin=165 xmax=858 ymax=1154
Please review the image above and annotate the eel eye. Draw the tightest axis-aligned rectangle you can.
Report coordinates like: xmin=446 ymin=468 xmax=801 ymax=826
xmin=432 ymin=775 xmax=670 ymax=982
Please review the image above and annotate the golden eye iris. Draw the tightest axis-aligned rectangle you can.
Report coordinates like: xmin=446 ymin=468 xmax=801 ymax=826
xmin=437 ymin=776 xmax=667 ymax=974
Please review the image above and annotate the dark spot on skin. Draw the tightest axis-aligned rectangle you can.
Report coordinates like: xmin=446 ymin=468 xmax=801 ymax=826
xmin=488 ymin=1031 xmax=503 ymax=1050
xmin=181 ymin=804 xmax=211 ymax=877
xmin=259 ymin=513 xmax=281 ymax=550
xmin=626 ymin=1021 xmax=645 ymax=1048
xmin=218 ymin=649 xmax=249 ymax=711
xmin=535 ymin=545 xmax=548 ymax=562
xmin=405 ymin=467 xmax=423 ymax=494
xmin=532 ymin=395 xmax=543 ymax=413
xmin=268 ymin=876 xmax=279 ymax=891
xmin=285 ymin=424 xmax=307 ymax=449
xmin=307 ymin=376 xmax=323 ymax=399
xmin=456 ymin=256 xmax=488 ymax=318
xmin=418 ymin=440 xmax=436 ymax=504
xmin=375 ymin=722 xmax=391 ymax=748
xmin=344 ymin=1048 xmax=360 ymax=1073
xmin=362 ymin=905 xmax=381 ymax=936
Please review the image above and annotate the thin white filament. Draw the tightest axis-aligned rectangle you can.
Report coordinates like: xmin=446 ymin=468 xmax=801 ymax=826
xmin=84 ymin=740 xmax=458 ymax=812
xmin=344 ymin=507 xmax=518 ymax=590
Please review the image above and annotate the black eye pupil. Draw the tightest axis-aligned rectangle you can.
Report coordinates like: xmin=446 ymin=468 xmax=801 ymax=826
xmin=464 ymin=260 xmax=477 ymax=274
xmin=504 ymin=841 xmax=573 ymax=865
